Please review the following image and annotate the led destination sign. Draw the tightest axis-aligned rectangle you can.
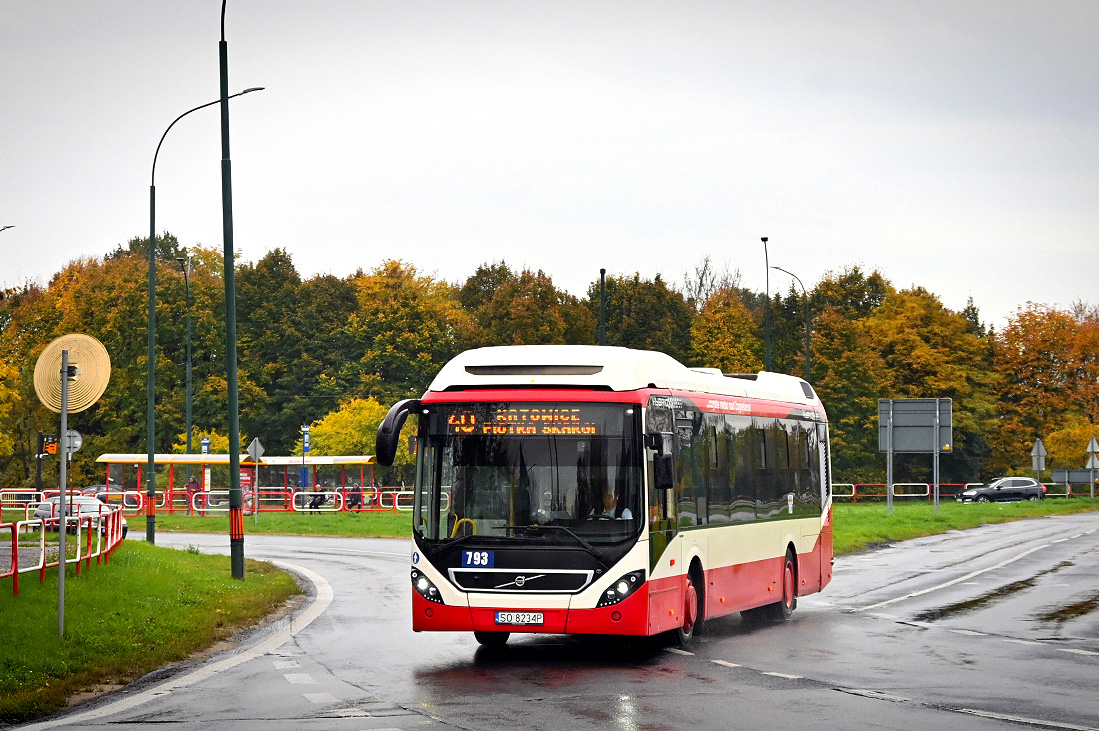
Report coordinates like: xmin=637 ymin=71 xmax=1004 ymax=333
xmin=446 ymin=406 xmax=602 ymax=436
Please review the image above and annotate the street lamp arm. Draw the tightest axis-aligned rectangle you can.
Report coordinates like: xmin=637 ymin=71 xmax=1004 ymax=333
xmin=151 ymin=87 xmax=264 ymax=186
xmin=771 ymin=266 xmax=806 ymax=295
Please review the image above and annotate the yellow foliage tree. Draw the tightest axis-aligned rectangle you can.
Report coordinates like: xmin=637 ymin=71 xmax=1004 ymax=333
xmin=297 ymin=398 xmax=417 ymax=483
xmin=689 ymin=289 xmax=763 ymax=373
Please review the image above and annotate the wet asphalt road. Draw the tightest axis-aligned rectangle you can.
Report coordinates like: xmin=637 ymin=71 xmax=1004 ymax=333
xmin=20 ymin=512 xmax=1099 ymax=731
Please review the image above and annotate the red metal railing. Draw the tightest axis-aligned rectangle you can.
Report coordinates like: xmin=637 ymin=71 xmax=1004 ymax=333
xmin=1 ymin=504 xmax=126 ymax=597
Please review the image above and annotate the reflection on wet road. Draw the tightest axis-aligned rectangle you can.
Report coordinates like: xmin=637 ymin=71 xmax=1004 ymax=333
xmin=25 ymin=513 xmax=1099 ymax=730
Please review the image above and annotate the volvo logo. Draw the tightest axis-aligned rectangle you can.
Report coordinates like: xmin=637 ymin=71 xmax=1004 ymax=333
xmin=494 ymin=573 xmax=545 ymax=590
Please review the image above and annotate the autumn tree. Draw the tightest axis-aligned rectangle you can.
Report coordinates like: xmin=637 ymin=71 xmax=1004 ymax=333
xmin=989 ymin=304 xmax=1099 ymax=474
xmin=460 ymin=265 xmax=594 ymax=348
xmin=342 ymin=260 xmax=469 ymax=402
xmin=862 ymin=288 xmax=999 ymax=482
xmin=300 ymin=397 xmax=416 ymax=483
xmin=689 ymin=289 xmax=762 ymax=373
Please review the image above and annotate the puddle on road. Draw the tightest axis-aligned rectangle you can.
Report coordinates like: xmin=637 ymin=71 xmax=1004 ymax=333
xmin=911 ymin=561 xmax=1073 ymax=623
xmin=1032 ymin=592 xmax=1099 ymax=628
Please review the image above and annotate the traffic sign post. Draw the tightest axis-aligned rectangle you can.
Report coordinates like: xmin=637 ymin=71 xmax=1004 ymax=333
xmin=879 ymin=398 xmax=953 ymax=512
xmin=300 ymin=426 xmax=310 ymax=490
xmin=247 ymin=438 xmax=264 ymax=525
xmin=1087 ymin=437 xmax=1098 ymax=499
xmin=1031 ymin=438 xmax=1047 ymax=481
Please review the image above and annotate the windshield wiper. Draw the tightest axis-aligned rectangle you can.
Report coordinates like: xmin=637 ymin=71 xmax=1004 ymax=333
xmin=502 ymin=524 xmax=609 ymax=570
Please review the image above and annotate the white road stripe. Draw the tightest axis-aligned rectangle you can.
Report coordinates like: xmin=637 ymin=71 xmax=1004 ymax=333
xmin=711 ymin=660 xmax=741 ymax=668
xmin=868 ymin=612 xmax=898 ymax=620
xmin=19 ymin=561 xmax=333 ymax=731
xmin=284 ymin=673 xmax=315 ymax=685
xmin=303 ymin=692 xmax=339 ymax=704
xmin=958 ymin=708 xmax=1099 ymax=731
xmin=1003 ymin=638 xmax=1042 ymax=646
xmin=949 ymin=629 xmax=985 ymax=636
xmin=854 ymin=544 xmax=1049 ymax=612
xmin=762 ymin=671 xmax=801 ymax=679
xmin=665 ymin=648 xmax=694 ymax=656
xmin=1059 ymin=648 xmax=1099 ymax=656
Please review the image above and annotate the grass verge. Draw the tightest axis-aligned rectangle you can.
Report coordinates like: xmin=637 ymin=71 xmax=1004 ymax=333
xmin=0 ymin=541 xmax=301 ymax=724
xmin=152 ymin=509 xmax=414 ymax=537
xmin=833 ymin=497 xmax=1099 ymax=555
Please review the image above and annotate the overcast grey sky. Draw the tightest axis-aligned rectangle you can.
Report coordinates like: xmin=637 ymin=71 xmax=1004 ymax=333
xmin=2 ymin=1 xmax=1096 ymax=328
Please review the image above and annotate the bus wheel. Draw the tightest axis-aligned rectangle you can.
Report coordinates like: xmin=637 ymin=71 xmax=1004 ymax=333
xmin=676 ymin=565 xmax=704 ymax=648
xmin=768 ymin=549 xmax=798 ymax=622
xmin=474 ymin=631 xmax=509 ymax=648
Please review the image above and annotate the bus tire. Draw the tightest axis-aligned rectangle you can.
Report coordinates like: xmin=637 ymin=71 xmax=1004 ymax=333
xmin=768 ymin=548 xmax=798 ymax=622
xmin=675 ymin=562 xmax=704 ymax=648
xmin=474 ymin=631 xmax=509 ymax=648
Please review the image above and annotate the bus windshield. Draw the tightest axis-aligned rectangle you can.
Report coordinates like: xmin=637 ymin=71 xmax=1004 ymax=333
xmin=415 ymin=402 xmax=641 ymax=545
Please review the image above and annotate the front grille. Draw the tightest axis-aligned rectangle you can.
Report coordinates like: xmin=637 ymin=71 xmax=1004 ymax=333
xmin=448 ymin=568 xmax=594 ymax=593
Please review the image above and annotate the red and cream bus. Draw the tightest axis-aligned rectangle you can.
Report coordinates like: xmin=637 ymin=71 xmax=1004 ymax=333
xmin=376 ymin=345 xmax=833 ymax=648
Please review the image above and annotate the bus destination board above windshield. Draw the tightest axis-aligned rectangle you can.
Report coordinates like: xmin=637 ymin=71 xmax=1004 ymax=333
xmin=447 ymin=406 xmax=601 ymax=436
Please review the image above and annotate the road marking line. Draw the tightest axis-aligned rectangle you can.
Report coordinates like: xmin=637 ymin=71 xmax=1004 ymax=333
xmin=665 ymin=648 xmax=694 ymax=656
xmin=868 ymin=612 xmax=898 ymax=620
xmin=762 ymin=671 xmax=801 ymax=679
xmin=273 ymin=660 xmax=299 ymax=669
xmin=711 ymin=660 xmax=741 ymax=668
xmin=1059 ymin=648 xmax=1099 ymax=656
xmin=17 ymin=560 xmax=333 ymax=731
xmin=854 ymin=544 xmax=1050 ymax=612
xmin=285 ymin=673 xmax=315 ymax=685
xmin=958 ymin=707 xmax=1099 ymax=731
xmin=840 ymin=688 xmax=911 ymax=703
xmin=1002 ymin=638 xmax=1042 ymax=646
xmin=949 ymin=629 xmax=985 ymax=636
xmin=303 ymin=692 xmax=339 ymax=704
xmin=901 ymin=621 xmax=936 ymax=629
xmin=1052 ymin=538 xmax=1068 ymax=543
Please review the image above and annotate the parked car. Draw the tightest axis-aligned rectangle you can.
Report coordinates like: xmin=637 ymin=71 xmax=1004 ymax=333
xmin=33 ymin=495 xmax=129 ymax=537
xmin=957 ymin=477 xmax=1046 ymax=503
xmin=82 ymin=483 xmax=139 ymax=509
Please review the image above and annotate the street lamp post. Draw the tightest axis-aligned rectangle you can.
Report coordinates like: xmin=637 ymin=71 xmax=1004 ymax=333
xmin=761 ymin=237 xmax=772 ymax=371
xmin=772 ymin=266 xmax=811 ymax=383
xmin=220 ymin=0 xmax=248 ymax=579
xmin=147 ymin=86 xmax=263 ymax=544
xmin=175 ymin=255 xmax=193 ymax=469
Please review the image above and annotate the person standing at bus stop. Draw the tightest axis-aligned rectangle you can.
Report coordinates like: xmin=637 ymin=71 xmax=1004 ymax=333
xmin=185 ymin=475 xmax=201 ymax=515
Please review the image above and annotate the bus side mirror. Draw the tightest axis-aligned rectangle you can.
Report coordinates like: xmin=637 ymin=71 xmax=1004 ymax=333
xmin=645 ymin=433 xmax=663 ymax=452
xmin=376 ymin=399 xmax=421 ymax=466
xmin=653 ymin=454 xmax=674 ymax=491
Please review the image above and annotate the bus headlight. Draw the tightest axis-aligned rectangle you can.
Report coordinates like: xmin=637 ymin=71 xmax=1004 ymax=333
xmin=597 ymin=570 xmax=644 ymax=607
xmin=411 ymin=568 xmax=444 ymax=604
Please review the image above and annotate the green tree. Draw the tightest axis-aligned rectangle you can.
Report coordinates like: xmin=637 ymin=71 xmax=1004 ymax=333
xmin=584 ymin=273 xmax=694 ymax=363
xmin=105 ymin=232 xmax=186 ymax=263
xmin=810 ymin=308 xmax=890 ymax=483
xmin=462 ymin=265 xmax=594 ymax=348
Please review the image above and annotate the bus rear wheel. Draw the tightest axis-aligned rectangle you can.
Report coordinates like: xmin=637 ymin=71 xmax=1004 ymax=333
xmin=675 ymin=564 xmax=704 ymax=648
xmin=767 ymin=549 xmax=798 ymax=622
xmin=474 ymin=631 xmax=510 ymax=648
